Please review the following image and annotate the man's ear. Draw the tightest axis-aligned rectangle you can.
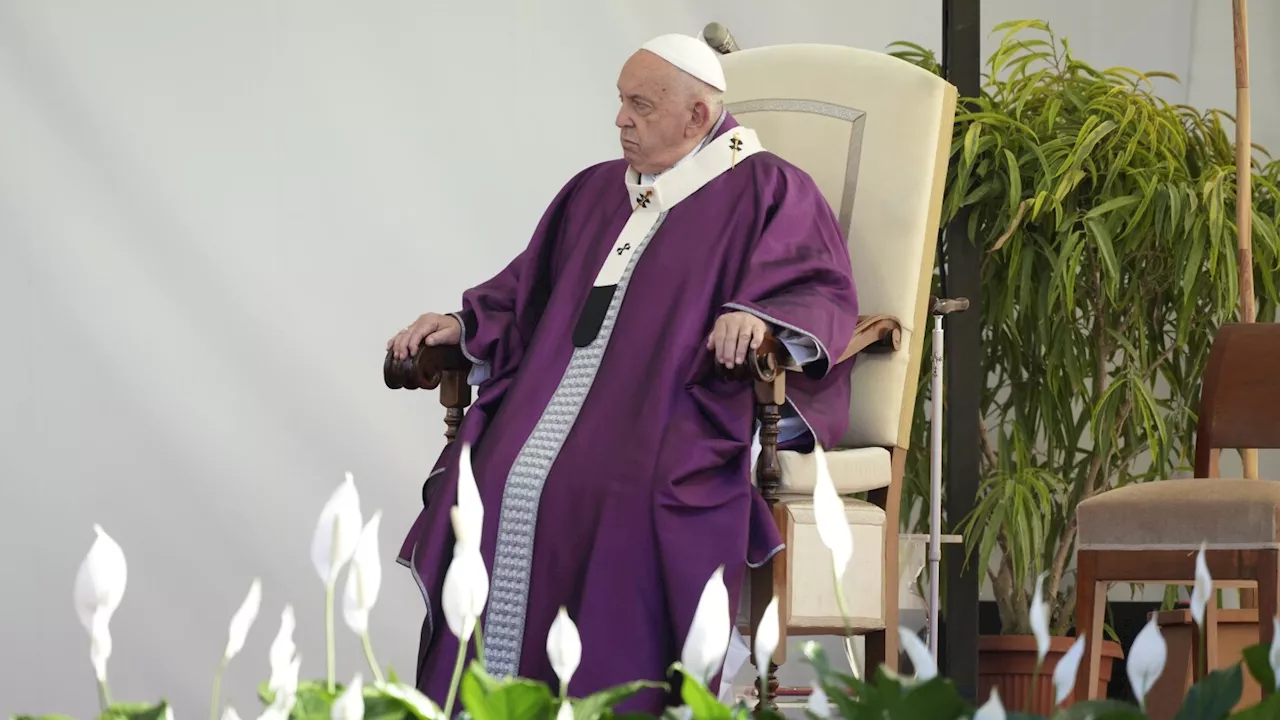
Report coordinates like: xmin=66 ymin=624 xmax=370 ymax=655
xmin=686 ymin=101 xmax=710 ymax=137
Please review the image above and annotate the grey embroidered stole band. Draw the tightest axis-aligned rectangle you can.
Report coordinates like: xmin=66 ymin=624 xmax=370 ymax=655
xmin=481 ymin=214 xmax=668 ymax=676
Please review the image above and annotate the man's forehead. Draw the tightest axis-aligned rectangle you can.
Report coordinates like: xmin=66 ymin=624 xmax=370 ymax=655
xmin=618 ymin=51 xmax=680 ymax=97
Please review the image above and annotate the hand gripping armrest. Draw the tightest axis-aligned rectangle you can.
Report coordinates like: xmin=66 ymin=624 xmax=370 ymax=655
xmin=383 ymin=343 xmax=475 ymax=445
xmin=383 ymin=344 xmax=472 ymax=391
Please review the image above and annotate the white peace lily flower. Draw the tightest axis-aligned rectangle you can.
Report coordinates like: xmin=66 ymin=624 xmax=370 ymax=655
xmin=74 ymin=524 xmax=128 ymax=684
xmin=897 ymin=626 xmax=937 ymax=681
xmin=681 ymin=566 xmax=731 ymax=686
xmin=268 ymin=605 xmax=298 ymax=683
xmin=454 ymin=444 xmax=483 ymax=556
xmin=221 ymin=708 xmax=242 ymax=720
xmin=1030 ymin=572 xmax=1050 ymax=665
xmin=311 ymin=472 xmax=363 ymax=585
xmin=547 ymin=606 xmax=582 ymax=692
xmin=1126 ymin=616 xmax=1168 ymax=710
xmin=1189 ymin=541 xmax=1212 ymax=629
xmin=810 ymin=444 xmax=852 ymax=580
xmin=748 ymin=427 xmax=762 ymax=479
xmin=1269 ymin=616 xmax=1280 ymax=691
xmin=754 ymin=596 xmax=780 ymax=689
xmin=806 ymin=683 xmax=830 ymax=718
xmin=224 ymin=578 xmax=262 ymax=661
xmin=332 ymin=673 xmax=364 ymax=720
xmin=1053 ymin=635 xmax=1086 ymax=706
xmin=555 ymin=702 xmax=573 ymax=720
xmin=379 ymin=684 xmax=444 ymax=719
xmin=343 ymin=511 xmax=384 ymax=635
xmin=266 ymin=654 xmax=302 ymax=715
xmin=441 ymin=508 xmax=490 ymax=641
xmin=973 ymin=687 xmax=1006 ymax=720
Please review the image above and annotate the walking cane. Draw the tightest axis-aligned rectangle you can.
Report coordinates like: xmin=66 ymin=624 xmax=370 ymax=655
xmin=927 ymin=296 xmax=969 ymax=661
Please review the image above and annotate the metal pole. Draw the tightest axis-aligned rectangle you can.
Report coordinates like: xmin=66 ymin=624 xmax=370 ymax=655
xmin=929 ymin=314 xmax=945 ymax=659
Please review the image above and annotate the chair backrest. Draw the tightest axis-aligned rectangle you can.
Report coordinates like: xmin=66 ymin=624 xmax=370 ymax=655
xmin=720 ymin=44 xmax=957 ymax=449
xmin=1194 ymin=322 xmax=1280 ymax=476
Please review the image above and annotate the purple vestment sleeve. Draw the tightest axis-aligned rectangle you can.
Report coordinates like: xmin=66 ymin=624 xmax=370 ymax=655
xmin=721 ymin=168 xmax=859 ymax=450
xmin=449 ymin=171 xmax=588 ymax=383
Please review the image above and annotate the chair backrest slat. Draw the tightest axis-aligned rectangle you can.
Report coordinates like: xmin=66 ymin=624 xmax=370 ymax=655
xmin=1194 ymin=322 xmax=1280 ymax=476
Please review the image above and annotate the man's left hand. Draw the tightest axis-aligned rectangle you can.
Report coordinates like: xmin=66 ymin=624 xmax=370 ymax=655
xmin=707 ymin=311 xmax=768 ymax=369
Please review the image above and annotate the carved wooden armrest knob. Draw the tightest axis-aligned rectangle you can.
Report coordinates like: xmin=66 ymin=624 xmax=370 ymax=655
xmin=713 ymin=334 xmax=788 ymax=384
xmin=838 ymin=314 xmax=903 ymax=363
xmin=383 ymin=344 xmax=472 ymax=391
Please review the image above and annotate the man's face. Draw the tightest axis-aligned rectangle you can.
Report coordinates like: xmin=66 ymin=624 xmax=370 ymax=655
xmin=615 ymin=50 xmax=707 ymax=175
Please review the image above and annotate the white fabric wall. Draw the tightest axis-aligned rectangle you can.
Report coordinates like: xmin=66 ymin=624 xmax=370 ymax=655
xmin=0 ymin=1 xmax=1274 ymax=714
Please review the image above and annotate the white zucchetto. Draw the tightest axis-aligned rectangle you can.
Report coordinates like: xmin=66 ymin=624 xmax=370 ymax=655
xmin=640 ymin=33 xmax=728 ymax=92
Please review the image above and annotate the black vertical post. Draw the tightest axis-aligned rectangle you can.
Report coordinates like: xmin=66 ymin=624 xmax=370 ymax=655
xmin=941 ymin=0 xmax=981 ymax=702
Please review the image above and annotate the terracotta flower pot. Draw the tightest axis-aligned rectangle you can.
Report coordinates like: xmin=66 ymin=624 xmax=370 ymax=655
xmin=978 ymin=634 xmax=1124 ymax=713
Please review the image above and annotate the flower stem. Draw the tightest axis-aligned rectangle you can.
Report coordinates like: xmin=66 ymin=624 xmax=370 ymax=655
xmin=1028 ymin=661 xmax=1041 ymax=714
xmin=210 ymin=658 xmax=227 ymax=720
xmin=361 ymin=631 xmax=386 ymax=685
xmin=97 ymin=678 xmax=112 ymax=713
xmin=443 ymin=631 xmax=470 ymax=718
xmin=325 ymin=582 xmax=336 ymax=693
xmin=473 ymin=617 xmax=486 ymax=669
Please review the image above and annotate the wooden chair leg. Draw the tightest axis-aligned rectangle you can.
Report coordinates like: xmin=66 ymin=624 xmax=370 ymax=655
xmin=749 ymin=561 xmax=781 ymax=712
xmin=1074 ymin=550 xmax=1107 ymax=701
xmin=1201 ymin=592 xmax=1220 ymax=680
xmin=1258 ymin=549 xmax=1279 ymax=698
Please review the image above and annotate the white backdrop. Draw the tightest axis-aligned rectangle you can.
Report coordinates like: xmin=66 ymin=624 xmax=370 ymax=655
xmin=1 ymin=1 xmax=1276 ymax=715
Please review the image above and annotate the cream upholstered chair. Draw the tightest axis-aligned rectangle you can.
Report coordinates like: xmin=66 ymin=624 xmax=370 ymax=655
xmin=716 ymin=44 xmax=956 ymax=704
xmin=383 ymin=42 xmax=957 ymax=709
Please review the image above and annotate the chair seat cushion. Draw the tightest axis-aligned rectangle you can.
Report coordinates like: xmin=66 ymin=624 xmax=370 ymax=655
xmin=1077 ymin=478 xmax=1280 ymax=550
xmin=778 ymin=446 xmax=892 ymax=495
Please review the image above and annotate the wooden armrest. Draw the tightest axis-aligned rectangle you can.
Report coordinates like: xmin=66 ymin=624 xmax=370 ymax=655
xmin=837 ymin=314 xmax=902 ymax=363
xmin=716 ymin=315 xmax=903 ymax=383
xmin=383 ymin=343 xmax=472 ymax=391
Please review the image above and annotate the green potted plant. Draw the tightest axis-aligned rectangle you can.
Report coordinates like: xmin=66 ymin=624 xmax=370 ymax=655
xmin=891 ymin=20 xmax=1280 ymax=711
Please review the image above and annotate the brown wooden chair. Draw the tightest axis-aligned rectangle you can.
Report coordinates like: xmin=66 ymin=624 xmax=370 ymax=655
xmin=1073 ymin=322 xmax=1280 ymax=701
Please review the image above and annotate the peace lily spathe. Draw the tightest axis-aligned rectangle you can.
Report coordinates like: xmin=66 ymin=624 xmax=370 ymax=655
xmin=332 ymin=673 xmax=364 ymax=720
xmin=265 ymin=605 xmax=300 ymax=715
xmin=1126 ymin=616 xmax=1168 ymax=710
xmin=753 ymin=596 xmax=780 ymax=691
xmin=221 ymin=708 xmax=241 ymax=720
xmin=1189 ymin=541 xmax=1212 ymax=628
xmin=74 ymin=524 xmax=128 ymax=686
xmin=1029 ymin=572 xmax=1050 ymax=664
xmin=681 ymin=565 xmax=731 ymax=686
xmin=311 ymin=473 xmax=363 ymax=584
xmin=454 ymin=443 xmax=483 ymax=555
xmin=810 ymin=443 xmax=852 ymax=580
xmin=224 ymin=578 xmax=262 ymax=661
xmin=896 ymin=626 xmax=937 ymax=681
xmin=806 ymin=683 xmax=830 ymax=718
xmin=441 ymin=507 xmax=490 ymax=641
xmin=973 ymin=687 xmax=1006 ymax=720
xmin=343 ymin=511 xmax=384 ymax=635
xmin=1052 ymin=635 xmax=1085 ymax=706
xmin=547 ymin=606 xmax=582 ymax=694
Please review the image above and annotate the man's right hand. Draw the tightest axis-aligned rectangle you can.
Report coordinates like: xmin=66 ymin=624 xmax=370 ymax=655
xmin=388 ymin=313 xmax=462 ymax=361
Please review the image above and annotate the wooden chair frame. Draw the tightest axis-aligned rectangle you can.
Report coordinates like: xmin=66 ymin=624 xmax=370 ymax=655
xmin=1073 ymin=322 xmax=1280 ymax=701
xmin=383 ymin=313 xmax=905 ymax=708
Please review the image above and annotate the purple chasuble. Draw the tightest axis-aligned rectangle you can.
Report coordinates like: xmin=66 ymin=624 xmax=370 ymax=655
xmin=396 ymin=114 xmax=858 ymax=714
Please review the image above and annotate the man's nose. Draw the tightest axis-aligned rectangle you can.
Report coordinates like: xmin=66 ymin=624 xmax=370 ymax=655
xmin=615 ymin=108 xmax=632 ymax=129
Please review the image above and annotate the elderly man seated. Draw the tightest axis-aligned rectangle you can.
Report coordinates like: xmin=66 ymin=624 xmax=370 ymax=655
xmin=387 ymin=33 xmax=859 ymax=713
